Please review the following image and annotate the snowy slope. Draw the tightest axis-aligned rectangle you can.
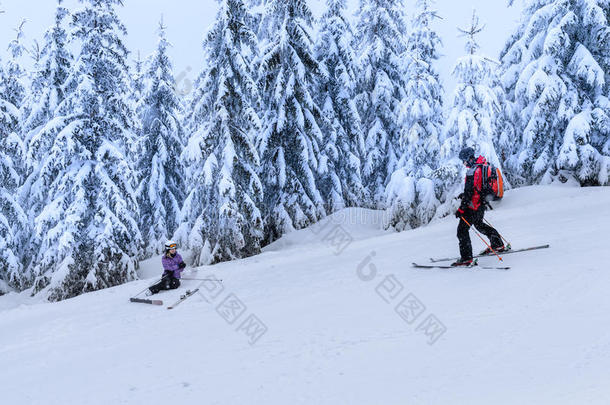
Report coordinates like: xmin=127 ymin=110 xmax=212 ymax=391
xmin=1 ymin=185 xmax=609 ymax=405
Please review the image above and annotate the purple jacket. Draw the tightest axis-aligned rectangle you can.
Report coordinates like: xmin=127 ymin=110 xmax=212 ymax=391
xmin=162 ymin=253 xmax=184 ymax=279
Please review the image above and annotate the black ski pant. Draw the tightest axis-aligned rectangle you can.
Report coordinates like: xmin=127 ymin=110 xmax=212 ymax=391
xmin=457 ymin=208 xmax=503 ymax=260
xmin=149 ymin=272 xmax=180 ymax=294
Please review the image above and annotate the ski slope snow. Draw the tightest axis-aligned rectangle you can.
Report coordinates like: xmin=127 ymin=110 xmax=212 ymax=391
xmin=1 ymin=185 xmax=609 ymax=404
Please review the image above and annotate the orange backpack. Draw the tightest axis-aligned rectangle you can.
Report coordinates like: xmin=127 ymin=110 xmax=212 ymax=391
xmin=479 ymin=163 xmax=504 ymax=200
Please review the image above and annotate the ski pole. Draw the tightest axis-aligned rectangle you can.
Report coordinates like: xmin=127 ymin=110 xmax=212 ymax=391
xmin=133 ymin=277 xmax=163 ymax=297
xmin=483 ymin=218 xmax=512 ymax=248
xmin=181 ymin=278 xmax=223 ymax=282
xmin=460 ymin=216 xmax=503 ymax=262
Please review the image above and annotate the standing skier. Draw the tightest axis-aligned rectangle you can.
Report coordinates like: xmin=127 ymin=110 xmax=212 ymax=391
xmin=452 ymin=147 xmax=506 ymax=266
xmin=147 ymin=241 xmax=187 ymax=295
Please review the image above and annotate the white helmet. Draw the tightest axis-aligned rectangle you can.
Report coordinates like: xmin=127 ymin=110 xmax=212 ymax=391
xmin=164 ymin=240 xmax=177 ymax=251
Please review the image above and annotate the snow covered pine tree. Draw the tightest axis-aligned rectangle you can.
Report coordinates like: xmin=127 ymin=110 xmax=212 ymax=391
xmin=436 ymin=10 xmax=504 ymax=217
xmin=315 ymin=0 xmax=366 ymax=212
xmin=135 ymin=20 xmax=186 ymax=259
xmin=26 ymin=0 xmax=141 ymax=301
xmin=386 ymin=0 xmax=444 ymax=231
xmin=354 ymin=0 xmax=410 ymax=208
xmin=177 ymin=0 xmax=264 ymax=264
xmin=0 ymin=21 xmax=28 ymax=293
xmin=21 ymin=1 xmax=72 ymax=288
xmin=500 ymin=0 xmax=610 ymax=185
xmin=256 ymin=0 xmax=326 ymax=243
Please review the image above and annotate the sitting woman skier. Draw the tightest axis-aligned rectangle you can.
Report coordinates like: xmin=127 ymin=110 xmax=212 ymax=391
xmin=147 ymin=241 xmax=187 ymax=295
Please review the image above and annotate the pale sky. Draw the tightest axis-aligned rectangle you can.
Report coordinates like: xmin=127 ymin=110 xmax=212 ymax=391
xmin=0 ymin=0 xmax=522 ymax=101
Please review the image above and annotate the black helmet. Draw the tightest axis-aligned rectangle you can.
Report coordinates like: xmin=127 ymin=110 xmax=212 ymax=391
xmin=458 ymin=147 xmax=475 ymax=162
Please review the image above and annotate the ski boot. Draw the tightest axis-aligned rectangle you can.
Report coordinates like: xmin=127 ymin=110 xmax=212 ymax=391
xmin=451 ymin=258 xmax=474 ymax=267
xmin=479 ymin=245 xmax=509 ymax=256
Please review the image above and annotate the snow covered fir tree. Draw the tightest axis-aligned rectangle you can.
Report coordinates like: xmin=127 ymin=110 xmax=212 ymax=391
xmin=500 ymin=0 xmax=610 ymax=186
xmin=385 ymin=0 xmax=443 ymax=231
xmin=256 ymin=0 xmax=326 ymax=243
xmin=436 ymin=11 xmax=504 ymax=217
xmin=0 ymin=0 xmax=608 ymax=301
xmin=135 ymin=21 xmax=186 ymax=258
xmin=130 ymin=51 xmax=146 ymax=109
xmin=354 ymin=0 xmax=410 ymax=208
xmin=177 ymin=0 xmax=264 ymax=265
xmin=0 ymin=20 xmax=28 ymax=293
xmin=489 ymin=58 xmax=517 ymax=184
xmin=314 ymin=0 xmax=366 ymax=211
xmin=128 ymin=50 xmax=146 ymax=157
xmin=21 ymin=1 xmax=72 ymax=279
xmin=23 ymin=0 xmax=141 ymax=301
